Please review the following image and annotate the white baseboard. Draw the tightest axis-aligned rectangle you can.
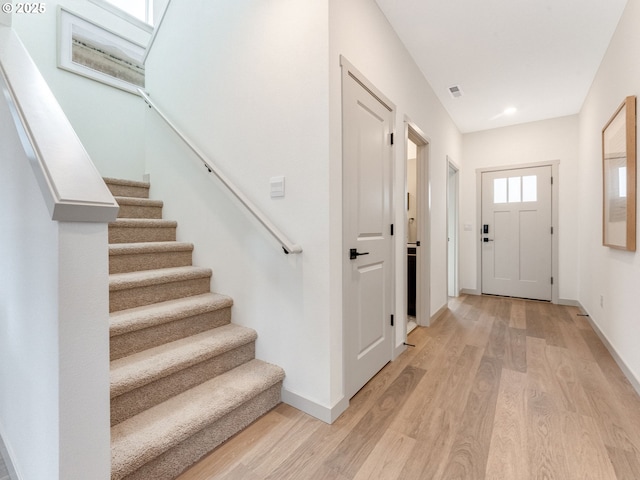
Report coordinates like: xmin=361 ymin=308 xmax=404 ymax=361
xmin=558 ymin=298 xmax=580 ymax=306
xmin=429 ymin=304 xmax=448 ymax=325
xmin=577 ymin=302 xmax=640 ymax=397
xmin=394 ymin=342 xmax=408 ymax=360
xmin=460 ymin=288 xmax=480 ymax=296
xmin=281 ymin=388 xmax=349 ymax=425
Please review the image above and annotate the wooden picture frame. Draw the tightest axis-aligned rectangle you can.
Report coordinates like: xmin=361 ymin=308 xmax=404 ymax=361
xmin=603 ymin=95 xmax=636 ymax=251
xmin=57 ymin=7 xmax=145 ymax=95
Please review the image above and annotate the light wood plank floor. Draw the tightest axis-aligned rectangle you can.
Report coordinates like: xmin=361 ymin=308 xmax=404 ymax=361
xmin=179 ymin=295 xmax=640 ymax=480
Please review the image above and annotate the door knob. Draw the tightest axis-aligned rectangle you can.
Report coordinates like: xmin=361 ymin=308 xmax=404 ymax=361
xmin=350 ymin=248 xmax=370 ymax=260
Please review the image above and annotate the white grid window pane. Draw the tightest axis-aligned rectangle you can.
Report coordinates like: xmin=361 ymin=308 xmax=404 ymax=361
xmin=522 ymin=175 xmax=537 ymax=202
xmin=104 ymin=0 xmax=150 ymax=23
xmin=494 ymin=178 xmax=507 ymax=204
xmin=508 ymin=177 xmax=521 ymax=203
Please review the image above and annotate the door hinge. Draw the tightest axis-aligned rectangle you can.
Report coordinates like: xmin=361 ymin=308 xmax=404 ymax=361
xmin=390 ymin=314 xmax=394 ymax=326
xmin=551 ymin=176 xmax=554 ymax=185
xmin=551 ymin=226 xmax=554 ymax=234
xmin=390 ymin=133 xmax=394 ymax=145
xmin=551 ymin=277 xmax=554 ymax=285
xmin=390 ymin=224 xmax=394 ymax=236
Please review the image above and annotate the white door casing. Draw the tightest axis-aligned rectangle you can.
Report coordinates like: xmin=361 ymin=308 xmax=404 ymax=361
xmin=481 ymin=165 xmax=553 ymax=301
xmin=405 ymin=124 xmax=430 ymax=328
xmin=341 ymin=58 xmax=394 ymax=399
xmin=447 ymin=161 xmax=459 ymax=298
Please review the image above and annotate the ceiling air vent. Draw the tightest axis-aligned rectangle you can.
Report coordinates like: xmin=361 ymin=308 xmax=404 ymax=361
xmin=448 ymin=85 xmax=463 ymax=98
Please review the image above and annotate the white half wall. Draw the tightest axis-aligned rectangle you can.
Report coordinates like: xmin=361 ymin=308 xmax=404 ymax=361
xmin=12 ymin=0 xmax=149 ymax=179
xmin=461 ymin=115 xmax=580 ymax=301
xmin=577 ymin=0 xmax=640 ymax=386
xmin=0 ymin=83 xmax=111 ymax=479
xmin=0 ymin=102 xmax=60 ymax=478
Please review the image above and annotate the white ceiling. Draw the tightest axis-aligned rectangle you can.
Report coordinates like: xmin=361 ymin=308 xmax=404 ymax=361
xmin=374 ymin=0 xmax=628 ymax=133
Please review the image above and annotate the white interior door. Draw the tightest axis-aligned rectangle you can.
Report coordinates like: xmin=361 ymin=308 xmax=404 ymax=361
xmin=481 ymin=165 xmax=552 ymax=301
xmin=342 ymin=65 xmax=394 ymax=399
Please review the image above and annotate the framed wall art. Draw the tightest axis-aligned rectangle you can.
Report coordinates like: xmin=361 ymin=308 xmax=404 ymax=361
xmin=57 ymin=7 xmax=145 ymax=94
xmin=603 ymin=95 xmax=636 ymax=251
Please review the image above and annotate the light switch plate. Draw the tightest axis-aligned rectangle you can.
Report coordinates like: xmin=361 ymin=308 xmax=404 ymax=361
xmin=270 ymin=176 xmax=285 ymax=198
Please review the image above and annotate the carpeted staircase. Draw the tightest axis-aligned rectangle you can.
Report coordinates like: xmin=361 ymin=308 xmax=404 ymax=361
xmin=104 ymin=177 xmax=285 ymax=480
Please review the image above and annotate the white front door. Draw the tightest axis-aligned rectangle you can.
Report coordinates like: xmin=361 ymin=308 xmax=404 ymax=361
xmin=481 ymin=165 xmax=552 ymax=301
xmin=342 ymin=62 xmax=394 ymax=399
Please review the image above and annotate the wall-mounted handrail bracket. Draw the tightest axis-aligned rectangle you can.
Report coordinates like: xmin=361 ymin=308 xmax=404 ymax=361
xmin=139 ymin=88 xmax=302 ymax=255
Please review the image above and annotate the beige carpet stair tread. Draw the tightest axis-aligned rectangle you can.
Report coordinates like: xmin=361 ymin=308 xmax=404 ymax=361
xmin=109 ymin=241 xmax=194 ymax=257
xmin=104 ymin=177 xmax=150 ymax=200
xmin=110 ymin=293 xmax=232 ymax=337
xmin=109 ymin=218 xmax=178 ymax=228
xmin=109 ymin=266 xmax=211 ymax=292
xmin=104 ymin=177 xmax=151 ymax=189
xmin=111 ymin=359 xmax=285 ymax=478
xmin=114 ymin=196 xmax=163 ymax=208
xmin=110 ymin=324 xmax=257 ymax=398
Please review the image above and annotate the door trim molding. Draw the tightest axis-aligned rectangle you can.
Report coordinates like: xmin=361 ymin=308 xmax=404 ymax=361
xmin=475 ymin=160 xmax=560 ymax=303
xmin=403 ymin=120 xmax=430 ymax=330
xmin=340 ymin=56 xmax=395 ymax=112
xmin=447 ymin=157 xmax=460 ymax=298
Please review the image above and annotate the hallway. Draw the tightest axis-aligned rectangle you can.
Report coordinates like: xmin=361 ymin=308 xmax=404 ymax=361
xmin=179 ymin=294 xmax=640 ymax=479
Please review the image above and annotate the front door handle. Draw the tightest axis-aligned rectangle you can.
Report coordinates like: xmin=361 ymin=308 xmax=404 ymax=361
xmin=350 ymin=248 xmax=370 ymax=260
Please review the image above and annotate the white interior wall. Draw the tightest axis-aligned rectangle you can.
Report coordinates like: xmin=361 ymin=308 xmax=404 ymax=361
xmin=144 ymin=0 xmax=335 ymax=419
xmin=329 ymin=0 xmax=463 ymax=360
xmin=0 ymin=97 xmax=60 ymax=479
xmin=12 ymin=0 xmax=149 ymax=179
xmin=0 ymin=87 xmax=111 ymax=480
xmin=146 ymin=0 xmax=461 ymax=418
xmin=460 ymin=115 xmax=580 ymax=301
xmin=57 ymin=222 xmax=111 ymax=480
xmin=577 ymin=0 xmax=640 ymax=385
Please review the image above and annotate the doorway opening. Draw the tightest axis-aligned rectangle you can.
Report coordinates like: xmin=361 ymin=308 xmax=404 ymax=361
xmin=447 ymin=160 xmax=459 ymax=298
xmin=405 ymin=124 xmax=429 ymax=332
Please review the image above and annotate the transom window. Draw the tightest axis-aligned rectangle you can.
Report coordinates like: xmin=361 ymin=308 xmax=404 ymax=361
xmin=494 ymin=175 xmax=537 ymax=204
xmin=90 ymin=0 xmax=154 ymax=26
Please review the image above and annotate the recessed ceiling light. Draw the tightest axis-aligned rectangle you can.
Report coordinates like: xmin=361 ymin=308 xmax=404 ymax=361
xmin=503 ymin=107 xmax=517 ymax=115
